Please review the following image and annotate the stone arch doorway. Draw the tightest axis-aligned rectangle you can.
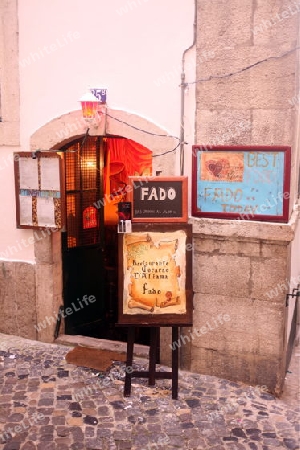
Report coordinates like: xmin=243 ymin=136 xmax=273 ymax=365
xmin=60 ymin=134 xmax=152 ymax=342
xmin=30 ymin=109 xmax=178 ymax=343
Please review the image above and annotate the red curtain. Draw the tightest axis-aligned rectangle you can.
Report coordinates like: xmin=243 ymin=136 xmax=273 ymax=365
xmin=104 ymin=138 xmax=152 ymax=196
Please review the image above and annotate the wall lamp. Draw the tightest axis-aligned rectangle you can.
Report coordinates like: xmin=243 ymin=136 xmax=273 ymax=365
xmin=79 ymin=88 xmax=107 ymax=127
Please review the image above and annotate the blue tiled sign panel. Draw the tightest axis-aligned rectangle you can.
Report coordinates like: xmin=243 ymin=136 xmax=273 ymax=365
xmin=192 ymin=146 xmax=291 ymax=222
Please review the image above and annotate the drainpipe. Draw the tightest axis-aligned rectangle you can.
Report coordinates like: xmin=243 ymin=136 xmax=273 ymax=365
xmin=180 ymin=72 xmax=185 ymax=176
xmin=178 ymin=1 xmax=197 ymax=370
xmin=179 ymin=0 xmax=197 ymax=176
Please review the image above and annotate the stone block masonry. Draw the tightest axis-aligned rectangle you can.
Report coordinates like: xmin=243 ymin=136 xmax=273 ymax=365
xmin=181 ymin=0 xmax=300 ymax=394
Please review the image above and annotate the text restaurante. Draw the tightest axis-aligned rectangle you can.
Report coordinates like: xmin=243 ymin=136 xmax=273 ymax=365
xmin=132 ymin=259 xmax=169 ymax=280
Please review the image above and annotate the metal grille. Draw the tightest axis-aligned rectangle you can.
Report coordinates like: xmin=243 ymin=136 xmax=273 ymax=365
xmin=64 ymin=136 xmax=102 ymax=248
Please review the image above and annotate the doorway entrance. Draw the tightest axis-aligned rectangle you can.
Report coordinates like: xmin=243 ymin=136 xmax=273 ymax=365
xmin=60 ymin=134 xmax=152 ymax=343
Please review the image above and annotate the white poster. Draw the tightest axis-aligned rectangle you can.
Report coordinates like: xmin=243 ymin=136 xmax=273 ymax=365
xmin=19 ymin=196 xmax=32 ymax=225
xmin=19 ymin=158 xmax=39 ymax=190
xmin=40 ymin=158 xmax=60 ymax=191
xmin=37 ymin=197 xmax=55 ymax=227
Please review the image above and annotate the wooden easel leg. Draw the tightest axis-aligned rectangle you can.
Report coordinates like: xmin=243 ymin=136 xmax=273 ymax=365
xmin=172 ymin=326 xmax=179 ymax=400
xmin=148 ymin=327 xmax=158 ymax=386
xmin=156 ymin=327 xmax=160 ymax=364
xmin=124 ymin=327 xmax=135 ymax=397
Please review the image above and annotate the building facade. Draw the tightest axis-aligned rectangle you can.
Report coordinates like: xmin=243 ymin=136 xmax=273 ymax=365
xmin=0 ymin=0 xmax=299 ymax=395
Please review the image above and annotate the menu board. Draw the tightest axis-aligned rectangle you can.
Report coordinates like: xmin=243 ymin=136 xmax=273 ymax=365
xmin=14 ymin=152 xmax=64 ymax=229
xmin=192 ymin=146 xmax=291 ymax=222
xmin=118 ymin=223 xmax=193 ymax=326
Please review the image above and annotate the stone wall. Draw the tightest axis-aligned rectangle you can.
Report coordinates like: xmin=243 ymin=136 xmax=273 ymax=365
xmin=0 ymin=261 xmax=36 ymax=340
xmin=0 ymin=232 xmax=63 ymax=342
xmin=34 ymin=231 xmax=63 ymax=343
xmin=196 ymin=0 xmax=299 ymax=199
xmin=170 ymin=0 xmax=300 ymax=394
xmin=189 ymin=219 xmax=294 ymax=394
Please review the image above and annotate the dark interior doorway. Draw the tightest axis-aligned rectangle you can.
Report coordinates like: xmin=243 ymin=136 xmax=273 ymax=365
xmin=60 ymin=134 xmax=151 ymax=344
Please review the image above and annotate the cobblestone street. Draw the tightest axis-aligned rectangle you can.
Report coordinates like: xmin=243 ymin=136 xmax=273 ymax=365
xmin=0 ymin=333 xmax=299 ymax=450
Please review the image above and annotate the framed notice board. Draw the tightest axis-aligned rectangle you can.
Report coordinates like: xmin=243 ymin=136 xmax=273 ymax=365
xmin=118 ymin=223 xmax=193 ymax=326
xmin=128 ymin=176 xmax=188 ymax=223
xmin=14 ymin=152 xmax=65 ymax=229
xmin=192 ymin=146 xmax=291 ymax=222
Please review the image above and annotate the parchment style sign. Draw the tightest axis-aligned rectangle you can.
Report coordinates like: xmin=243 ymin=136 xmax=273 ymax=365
xmin=122 ymin=231 xmax=187 ymax=315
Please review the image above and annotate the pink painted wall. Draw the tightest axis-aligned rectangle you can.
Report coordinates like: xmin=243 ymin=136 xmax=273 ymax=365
xmin=18 ymin=0 xmax=195 ymax=147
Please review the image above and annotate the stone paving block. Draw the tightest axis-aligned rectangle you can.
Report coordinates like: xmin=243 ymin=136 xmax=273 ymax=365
xmin=85 ymin=439 xmax=103 ymax=449
xmin=20 ymin=443 xmax=36 ymax=450
xmin=3 ymin=442 xmax=21 ymax=450
xmin=55 ymin=444 xmax=69 ymax=450
xmin=70 ymin=443 xmax=85 ymax=450
xmin=37 ymin=444 xmax=55 ymax=450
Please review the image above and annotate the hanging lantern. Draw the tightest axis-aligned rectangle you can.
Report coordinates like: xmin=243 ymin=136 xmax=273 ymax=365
xmin=79 ymin=91 xmax=99 ymax=121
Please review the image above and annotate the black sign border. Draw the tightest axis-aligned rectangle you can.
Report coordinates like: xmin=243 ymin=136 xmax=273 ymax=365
xmin=128 ymin=176 xmax=188 ymax=223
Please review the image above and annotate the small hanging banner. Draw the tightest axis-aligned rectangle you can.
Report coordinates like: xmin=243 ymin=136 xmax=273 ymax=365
xmin=83 ymin=206 xmax=98 ymax=229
